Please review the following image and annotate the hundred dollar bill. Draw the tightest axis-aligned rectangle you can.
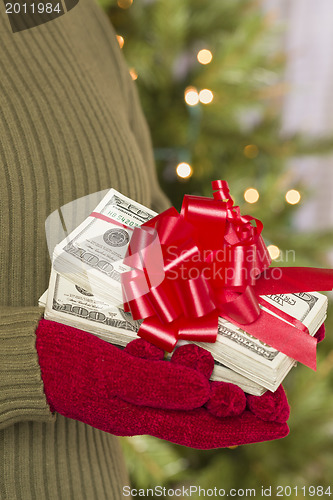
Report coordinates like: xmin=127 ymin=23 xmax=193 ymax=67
xmin=53 ymin=189 xmax=158 ymax=306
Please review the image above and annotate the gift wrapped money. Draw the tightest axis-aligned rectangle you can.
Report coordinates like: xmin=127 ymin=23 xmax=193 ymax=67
xmin=40 ymin=182 xmax=332 ymax=396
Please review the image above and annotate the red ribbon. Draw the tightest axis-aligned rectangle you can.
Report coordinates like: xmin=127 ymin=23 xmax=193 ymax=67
xmin=120 ymin=180 xmax=333 ymax=370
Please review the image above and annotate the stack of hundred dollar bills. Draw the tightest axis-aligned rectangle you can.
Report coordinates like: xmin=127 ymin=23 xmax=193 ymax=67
xmin=40 ymin=189 xmax=327 ymax=396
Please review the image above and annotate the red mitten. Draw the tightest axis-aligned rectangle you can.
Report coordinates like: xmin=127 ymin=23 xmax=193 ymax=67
xmin=36 ymin=321 xmax=290 ymax=449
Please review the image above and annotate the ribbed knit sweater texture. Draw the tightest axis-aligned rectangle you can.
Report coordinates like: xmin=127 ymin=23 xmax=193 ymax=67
xmin=0 ymin=0 xmax=170 ymax=497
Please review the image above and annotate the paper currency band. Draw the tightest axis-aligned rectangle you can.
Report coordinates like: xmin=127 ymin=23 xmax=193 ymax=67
xmin=89 ymin=211 xmax=134 ymax=231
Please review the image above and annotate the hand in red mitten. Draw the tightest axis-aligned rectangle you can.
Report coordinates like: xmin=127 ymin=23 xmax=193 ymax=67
xmin=36 ymin=321 xmax=290 ymax=449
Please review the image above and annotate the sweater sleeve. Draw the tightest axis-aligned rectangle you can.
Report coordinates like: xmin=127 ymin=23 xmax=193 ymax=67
xmin=0 ymin=307 xmax=56 ymax=430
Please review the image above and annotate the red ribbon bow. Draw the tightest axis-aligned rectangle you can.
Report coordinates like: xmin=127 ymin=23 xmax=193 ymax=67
xmin=121 ymin=180 xmax=333 ymax=370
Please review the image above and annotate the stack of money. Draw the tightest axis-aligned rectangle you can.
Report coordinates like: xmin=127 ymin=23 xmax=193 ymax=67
xmin=42 ymin=187 xmax=327 ymax=396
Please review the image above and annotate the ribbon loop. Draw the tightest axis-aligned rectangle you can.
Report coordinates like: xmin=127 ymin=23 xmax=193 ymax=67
xmin=224 ymin=244 xmax=257 ymax=287
xmin=174 ymin=276 xmax=216 ymax=319
xmin=181 ymin=195 xmax=227 ymax=251
xmin=148 ymin=280 xmax=181 ymax=324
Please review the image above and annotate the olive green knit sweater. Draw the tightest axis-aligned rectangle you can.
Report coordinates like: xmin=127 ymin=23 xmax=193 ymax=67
xmin=0 ymin=0 xmax=170 ymax=497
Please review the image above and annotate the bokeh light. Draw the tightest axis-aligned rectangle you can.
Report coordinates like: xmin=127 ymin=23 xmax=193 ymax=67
xmin=243 ymin=144 xmax=259 ymax=158
xmin=129 ymin=68 xmax=138 ymax=80
xmin=176 ymin=162 xmax=193 ymax=179
xmin=117 ymin=0 xmax=133 ymax=9
xmin=267 ymin=245 xmax=280 ymax=260
xmin=116 ymin=35 xmax=124 ymax=49
xmin=199 ymin=89 xmax=214 ymax=104
xmin=285 ymin=189 xmax=301 ymax=205
xmin=184 ymin=87 xmax=199 ymax=106
xmin=197 ymin=49 xmax=213 ymax=65
xmin=244 ymin=188 xmax=259 ymax=203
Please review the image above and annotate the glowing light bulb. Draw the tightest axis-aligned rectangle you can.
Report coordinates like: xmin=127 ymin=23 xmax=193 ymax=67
xmin=129 ymin=68 xmax=138 ymax=80
xmin=267 ymin=245 xmax=280 ymax=260
xmin=243 ymin=144 xmax=259 ymax=159
xmin=285 ymin=189 xmax=301 ymax=205
xmin=176 ymin=162 xmax=193 ymax=179
xmin=197 ymin=49 xmax=213 ymax=65
xmin=117 ymin=0 xmax=133 ymax=9
xmin=116 ymin=35 xmax=124 ymax=49
xmin=184 ymin=87 xmax=199 ymax=106
xmin=244 ymin=188 xmax=259 ymax=203
xmin=199 ymin=89 xmax=214 ymax=104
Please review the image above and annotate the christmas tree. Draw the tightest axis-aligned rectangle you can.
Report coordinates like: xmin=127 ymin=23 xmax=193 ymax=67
xmin=100 ymin=0 xmax=333 ymax=495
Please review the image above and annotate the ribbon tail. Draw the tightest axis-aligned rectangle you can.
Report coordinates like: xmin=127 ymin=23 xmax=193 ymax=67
xmin=255 ymin=267 xmax=333 ymax=295
xmin=223 ymin=309 xmax=317 ymax=370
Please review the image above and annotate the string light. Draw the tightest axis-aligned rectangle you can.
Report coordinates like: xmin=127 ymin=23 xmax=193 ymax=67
xmin=117 ymin=0 xmax=133 ymax=9
xmin=184 ymin=87 xmax=199 ymax=106
xmin=267 ymin=245 xmax=280 ymax=260
xmin=116 ymin=35 xmax=124 ymax=49
xmin=199 ymin=89 xmax=214 ymax=104
xmin=244 ymin=188 xmax=259 ymax=203
xmin=129 ymin=68 xmax=138 ymax=80
xmin=176 ymin=162 xmax=193 ymax=179
xmin=243 ymin=145 xmax=259 ymax=159
xmin=285 ymin=189 xmax=301 ymax=205
xmin=185 ymin=87 xmax=214 ymax=105
xmin=197 ymin=49 xmax=213 ymax=65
